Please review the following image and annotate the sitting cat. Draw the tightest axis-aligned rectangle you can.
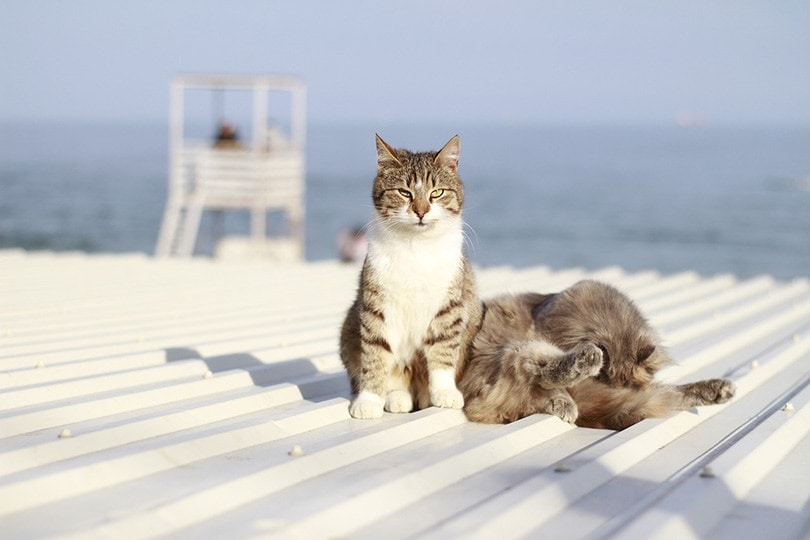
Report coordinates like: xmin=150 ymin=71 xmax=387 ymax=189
xmin=460 ymin=280 xmax=736 ymax=430
xmin=340 ymin=135 xmax=482 ymax=419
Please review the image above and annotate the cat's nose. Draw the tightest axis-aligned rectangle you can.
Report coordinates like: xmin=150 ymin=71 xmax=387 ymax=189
xmin=412 ymin=201 xmax=430 ymax=219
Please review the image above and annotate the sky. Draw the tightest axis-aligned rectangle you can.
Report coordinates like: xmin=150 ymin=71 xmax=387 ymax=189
xmin=1 ymin=0 xmax=809 ymax=126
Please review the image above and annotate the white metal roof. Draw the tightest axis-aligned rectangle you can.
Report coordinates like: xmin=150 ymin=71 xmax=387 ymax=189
xmin=1 ymin=251 xmax=808 ymax=539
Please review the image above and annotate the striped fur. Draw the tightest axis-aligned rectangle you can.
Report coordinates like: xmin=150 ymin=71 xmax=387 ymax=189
xmin=340 ymin=135 xmax=482 ymax=419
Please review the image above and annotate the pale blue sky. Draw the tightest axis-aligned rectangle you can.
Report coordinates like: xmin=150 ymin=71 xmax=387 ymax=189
xmin=1 ymin=0 xmax=808 ymax=125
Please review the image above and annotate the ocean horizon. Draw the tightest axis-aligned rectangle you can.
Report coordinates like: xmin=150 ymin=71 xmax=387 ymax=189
xmin=1 ymin=121 xmax=808 ymax=280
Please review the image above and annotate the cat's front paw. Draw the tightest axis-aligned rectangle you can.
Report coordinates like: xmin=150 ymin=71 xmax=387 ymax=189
xmin=430 ymin=387 xmax=465 ymax=410
xmin=572 ymin=341 xmax=604 ymax=379
xmin=349 ymin=391 xmax=385 ymax=419
xmin=544 ymin=394 xmax=578 ymax=423
xmin=385 ymin=390 xmax=414 ymax=413
xmin=543 ymin=341 xmax=603 ymax=388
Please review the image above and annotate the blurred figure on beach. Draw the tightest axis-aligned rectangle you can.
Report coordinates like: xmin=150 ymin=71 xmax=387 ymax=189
xmin=213 ymin=122 xmax=241 ymax=149
xmin=338 ymin=226 xmax=367 ymax=263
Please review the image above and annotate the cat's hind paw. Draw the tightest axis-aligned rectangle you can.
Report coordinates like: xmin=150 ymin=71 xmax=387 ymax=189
xmin=385 ymin=390 xmax=414 ymax=413
xmin=430 ymin=387 xmax=465 ymax=410
xmin=544 ymin=394 xmax=578 ymax=423
xmin=679 ymin=378 xmax=736 ymax=408
xmin=706 ymin=378 xmax=736 ymax=404
xmin=349 ymin=391 xmax=385 ymax=419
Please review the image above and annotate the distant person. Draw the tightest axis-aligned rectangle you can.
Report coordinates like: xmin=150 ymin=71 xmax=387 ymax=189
xmin=213 ymin=122 xmax=241 ymax=149
xmin=338 ymin=226 xmax=367 ymax=263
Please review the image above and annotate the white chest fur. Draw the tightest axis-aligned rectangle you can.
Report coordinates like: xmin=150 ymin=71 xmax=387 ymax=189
xmin=367 ymin=224 xmax=463 ymax=367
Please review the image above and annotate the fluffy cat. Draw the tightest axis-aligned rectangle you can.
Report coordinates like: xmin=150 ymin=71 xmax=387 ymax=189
xmin=460 ymin=280 xmax=736 ymax=430
xmin=340 ymin=135 xmax=483 ymax=419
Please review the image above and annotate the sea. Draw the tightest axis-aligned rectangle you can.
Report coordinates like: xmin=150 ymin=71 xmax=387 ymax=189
xmin=1 ymin=122 xmax=808 ymax=280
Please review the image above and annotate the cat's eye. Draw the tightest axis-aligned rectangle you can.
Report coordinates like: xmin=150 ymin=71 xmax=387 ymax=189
xmin=397 ymin=188 xmax=412 ymax=199
xmin=430 ymin=189 xmax=445 ymax=199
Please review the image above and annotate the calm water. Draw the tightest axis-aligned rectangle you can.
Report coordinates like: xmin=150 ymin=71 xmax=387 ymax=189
xmin=1 ymin=122 xmax=808 ymax=279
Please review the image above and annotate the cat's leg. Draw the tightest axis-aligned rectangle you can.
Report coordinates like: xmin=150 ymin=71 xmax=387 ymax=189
xmin=348 ymin=305 xmax=395 ymax=419
xmin=571 ymin=378 xmax=736 ymax=430
xmin=638 ymin=378 xmax=735 ymax=418
xmin=426 ymin=359 xmax=464 ymax=409
xmin=521 ymin=340 xmax=603 ymax=389
xmin=423 ymin=302 xmax=468 ymax=410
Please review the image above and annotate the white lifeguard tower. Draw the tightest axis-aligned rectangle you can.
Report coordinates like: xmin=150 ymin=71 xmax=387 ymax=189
xmin=155 ymin=74 xmax=306 ymax=259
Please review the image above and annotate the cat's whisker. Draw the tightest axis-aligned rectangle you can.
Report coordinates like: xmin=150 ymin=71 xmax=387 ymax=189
xmin=461 ymin=220 xmax=479 ymax=257
xmin=365 ymin=215 xmax=398 ymax=239
xmin=359 ymin=218 xmax=378 ymax=236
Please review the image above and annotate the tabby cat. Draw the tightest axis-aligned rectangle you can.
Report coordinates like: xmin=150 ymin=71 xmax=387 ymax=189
xmin=340 ymin=135 xmax=482 ymax=419
xmin=461 ymin=280 xmax=736 ymax=430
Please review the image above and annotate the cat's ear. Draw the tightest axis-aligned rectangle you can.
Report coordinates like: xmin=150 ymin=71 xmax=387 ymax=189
xmin=375 ymin=134 xmax=402 ymax=168
xmin=637 ymin=344 xmax=656 ymax=364
xmin=435 ymin=135 xmax=460 ymax=172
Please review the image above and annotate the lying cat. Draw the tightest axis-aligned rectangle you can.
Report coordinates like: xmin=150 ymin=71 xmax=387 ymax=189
xmin=340 ymin=135 xmax=482 ymax=419
xmin=460 ymin=280 xmax=736 ymax=430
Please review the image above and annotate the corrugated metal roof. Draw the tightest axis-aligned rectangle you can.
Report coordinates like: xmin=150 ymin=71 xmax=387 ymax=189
xmin=1 ymin=251 xmax=808 ymax=539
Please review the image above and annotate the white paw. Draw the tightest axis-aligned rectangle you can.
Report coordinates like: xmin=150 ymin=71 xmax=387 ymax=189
xmin=430 ymin=387 xmax=464 ymax=409
xmin=349 ymin=391 xmax=385 ymax=419
xmin=385 ymin=390 xmax=413 ymax=413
